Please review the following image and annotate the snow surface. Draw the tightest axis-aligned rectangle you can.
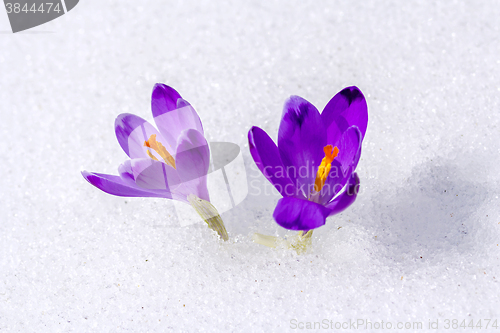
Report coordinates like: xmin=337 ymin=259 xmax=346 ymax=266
xmin=1 ymin=1 xmax=500 ymax=332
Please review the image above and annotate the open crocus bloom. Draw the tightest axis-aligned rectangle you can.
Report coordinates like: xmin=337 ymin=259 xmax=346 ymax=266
xmin=82 ymin=84 xmax=228 ymax=240
xmin=248 ymin=86 xmax=367 ymax=233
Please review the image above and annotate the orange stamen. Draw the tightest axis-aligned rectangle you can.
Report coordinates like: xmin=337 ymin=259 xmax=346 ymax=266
xmin=314 ymin=145 xmax=339 ymax=192
xmin=146 ymin=150 xmax=159 ymax=161
xmin=144 ymin=134 xmax=176 ymax=169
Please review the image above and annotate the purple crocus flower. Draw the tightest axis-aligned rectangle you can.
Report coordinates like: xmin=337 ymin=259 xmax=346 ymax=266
xmin=248 ymin=86 xmax=367 ymax=232
xmin=82 ymin=84 xmax=228 ymax=240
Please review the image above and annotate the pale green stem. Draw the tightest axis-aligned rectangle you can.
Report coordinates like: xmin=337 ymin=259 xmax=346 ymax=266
xmin=252 ymin=233 xmax=280 ymax=248
xmin=188 ymin=194 xmax=228 ymax=241
xmin=252 ymin=230 xmax=313 ymax=254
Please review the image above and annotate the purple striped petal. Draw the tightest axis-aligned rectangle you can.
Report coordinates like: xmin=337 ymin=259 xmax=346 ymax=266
xmin=115 ymin=113 xmax=173 ymax=159
xmin=151 ymin=83 xmax=182 ymax=117
xmin=326 ymin=172 xmax=360 ymax=215
xmin=81 ymin=171 xmax=172 ymax=199
xmin=321 ymin=86 xmax=368 ymax=146
xmin=130 ymin=158 xmax=182 ymax=192
xmin=248 ymin=126 xmax=304 ymax=199
xmin=151 ymin=84 xmax=203 ymax=149
xmin=278 ymin=96 xmax=326 ymax=196
xmin=118 ymin=160 xmax=137 ymax=187
xmin=273 ymin=196 xmax=332 ymax=231
xmin=174 ymin=129 xmax=210 ymax=201
xmin=318 ymin=126 xmax=362 ymax=205
xmin=122 ymin=159 xmax=191 ymax=203
xmin=335 ymin=125 xmax=362 ymax=173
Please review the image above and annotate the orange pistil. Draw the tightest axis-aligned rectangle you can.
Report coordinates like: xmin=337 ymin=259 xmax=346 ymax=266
xmin=144 ymin=134 xmax=176 ymax=169
xmin=313 ymin=145 xmax=339 ymax=192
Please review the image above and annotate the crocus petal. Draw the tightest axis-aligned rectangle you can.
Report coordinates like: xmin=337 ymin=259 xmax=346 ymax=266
xmin=120 ymin=159 xmax=192 ymax=203
xmin=248 ymin=126 xmax=304 ymax=199
xmin=321 ymin=86 xmax=368 ymax=146
xmin=81 ymin=171 xmax=172 ymax=199
xmin=174 ymin=129 xmax=210 ymax=201
xmin=115 ymin=113 xmax=173 ymax=159
xmin=325 ymin=172 xmax=360 ymax=215
xmin=118 ymin=160 xmax=137 ymax=187
xmin=129 ymin=158 xmax=182 ymax=191
xmin=151 ymin=84 xmax=203 ymax=149
xmin=318 ymin=126 xmax=362 ymax=204
xmin=335 ymin=125 xmax=362 ymax=173
xmin=273 ymin=196 xmax=332 ymax=230
xmin=278 ymin=96 xmax=327 ymax=196
xmin=151 ymin=83 xmax=182 ymax=116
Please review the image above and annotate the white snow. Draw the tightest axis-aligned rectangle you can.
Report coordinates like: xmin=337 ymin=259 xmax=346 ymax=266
xmin=1 ymin=1 xmax=500 ymax=332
